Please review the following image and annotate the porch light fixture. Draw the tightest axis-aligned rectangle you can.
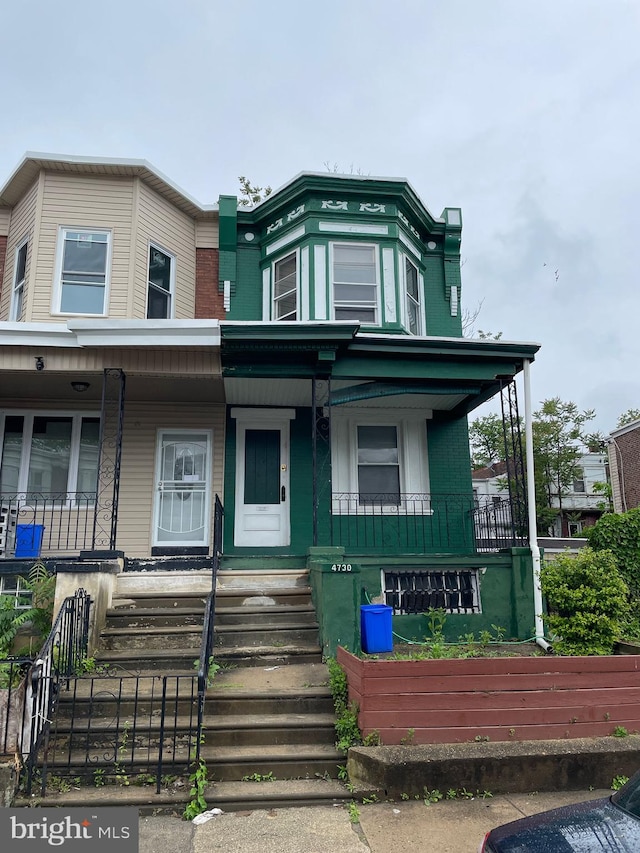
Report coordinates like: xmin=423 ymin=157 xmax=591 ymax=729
xmin=71 ymin=381 xmax=90 ymax=393
xmin=35 ymin=356 xmax=45 ymax=371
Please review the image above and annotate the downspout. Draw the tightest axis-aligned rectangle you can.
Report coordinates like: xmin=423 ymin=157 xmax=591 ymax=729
xmin=523 ymin=359 xmax=552 ymax=652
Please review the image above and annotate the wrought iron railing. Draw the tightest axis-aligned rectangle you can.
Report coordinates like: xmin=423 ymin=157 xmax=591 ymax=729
xmin=0 ymin=493 xmax=97 ymax=557
xmin=195 ymin=495 xmax=224 ymax=763
xmin=330 ymin=493 xmax=527 ymax=553
xmin=7 ymin=589 xmax=93 ymax=795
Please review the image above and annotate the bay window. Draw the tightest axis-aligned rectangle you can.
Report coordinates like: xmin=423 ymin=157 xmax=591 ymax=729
xmin=10 ymin=240 xmax=28 ymax=322
xmin=147 ymin=244 xmax=175 ymax=319
xmin=404 ymin=256 xmax=422 ymax=335
xmin=273 ymin=252 xmax=297 ymax=320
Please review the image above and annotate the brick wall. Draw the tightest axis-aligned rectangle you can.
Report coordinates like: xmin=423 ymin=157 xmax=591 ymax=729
xmin=613 ymin=427 xmax=640 ymax=511
xmin=195 ymin=248 xmax=224 ymax=319
xmin=0 ymin=235 xmax=7 ymax=306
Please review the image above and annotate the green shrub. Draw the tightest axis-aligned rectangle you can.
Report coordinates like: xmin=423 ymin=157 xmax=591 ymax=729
xmin=540 ymin=548 xmax=629 ymax=655
xmin=586 ymin=508 xmax=640 ymax=598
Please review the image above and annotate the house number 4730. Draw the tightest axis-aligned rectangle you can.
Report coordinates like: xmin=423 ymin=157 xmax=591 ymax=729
xmin=331 ymin=564 xmax=352 ymax=572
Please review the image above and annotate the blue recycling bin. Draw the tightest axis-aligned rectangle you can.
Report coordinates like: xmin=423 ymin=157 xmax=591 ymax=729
xmin=15 ymin=524 xmax=44 ymax=559
xmin=360 ymin=604 xmax=393 ymax=653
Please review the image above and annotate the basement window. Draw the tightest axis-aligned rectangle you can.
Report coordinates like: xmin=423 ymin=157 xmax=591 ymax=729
xmin=383 ymin=568 xmax=480 ymax=615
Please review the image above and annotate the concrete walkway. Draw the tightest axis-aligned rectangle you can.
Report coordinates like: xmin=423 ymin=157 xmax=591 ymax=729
xmin=139 ymin=788 xmax=612 ymax=853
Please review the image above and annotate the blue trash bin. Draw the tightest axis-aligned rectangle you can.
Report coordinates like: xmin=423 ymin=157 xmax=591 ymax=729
xmin=15 ymin=524 xmax=45 ymax=559
xmin=360 ymin=604 xmax=393 ymax=653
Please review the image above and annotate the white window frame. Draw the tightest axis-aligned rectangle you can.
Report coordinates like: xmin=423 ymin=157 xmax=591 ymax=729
xmin=330 ymin=242 xmax=380 ymax=325
xmin=331 ymin=408 xmax=430 ymax=514
xmin=10 ymin=238 xmax=28 ymax=322
xmin=52 ymin=227 xmax=112 ymax=316
xmin=146 ymin=242 xmax=176 ymax=319
xmin=0 ymin=410 xmax=101 ymax=506
xmin=0 ymin=575 xmax=32 ymax=609
xmin=403 ymin=254 xmax=423 ymax=336
xmin=572 ymin=470 xmax=586 ymax=493
xmin=271 ymin=249 xmax=299 ymax=321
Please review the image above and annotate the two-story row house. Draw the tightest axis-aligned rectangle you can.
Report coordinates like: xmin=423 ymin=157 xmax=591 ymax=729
xmin=0 ymin=153 xmax=540 ymax=651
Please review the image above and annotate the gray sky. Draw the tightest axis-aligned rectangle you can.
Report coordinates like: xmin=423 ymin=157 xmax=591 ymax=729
xmin=2 ymin=0 xmax=638 ymax=433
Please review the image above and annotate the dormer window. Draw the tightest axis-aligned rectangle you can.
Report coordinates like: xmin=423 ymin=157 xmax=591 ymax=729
xmin=332 ymin=243 xmax=378 ymax=323
xmin=273 ymin=251 xmax=297 ymax=320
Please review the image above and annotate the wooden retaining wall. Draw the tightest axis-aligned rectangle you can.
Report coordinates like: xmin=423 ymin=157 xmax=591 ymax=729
xmin=337 ymin=647 xmax=640 ymax=745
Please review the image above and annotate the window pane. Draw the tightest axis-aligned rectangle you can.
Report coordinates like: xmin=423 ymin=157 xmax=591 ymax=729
xmin=334 ymin=283 xmax=377 ymax=303
xmin=405 ymin=259 xmax=419 ymax=299
xmin=333 ymin=245 xmax=376 ymax=284
xmin=28 ymin=417 xmax=72 ymax=494
xmin=63 ymin=235 xmax=108 ymax=274
xmin=60 ymin=283 xmax=106 ymax=314
xmin=407 ymin=299 xmax=419 ymax=335
xmin=149 ymin=247 xmax=172 ymax=293
xmin=16 ymin=243 xmax=27 ymax=283
xmin=358 ymin=466 xmax=401 ymax=504
xmin=274 ymin=253 xmax=296 ymax=320
xmin=335 ymin=307 xmax=376 ymax=322
xmin=147 ymin=286 xmax=170 ymax=319
xmin=77 ymin=418 xmax=100 ymax=493
xmin=0 ymin=416 xmax=24 ymax=493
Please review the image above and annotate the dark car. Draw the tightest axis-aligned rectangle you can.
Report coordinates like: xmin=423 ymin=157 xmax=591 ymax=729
xmin=480 ymin=773 xmax=640 ymax=852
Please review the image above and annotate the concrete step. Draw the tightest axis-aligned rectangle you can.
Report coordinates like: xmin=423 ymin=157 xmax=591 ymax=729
xmin=100 ymin=625 xmax=203 ymax=651
xmin=213 ymin=624 xmax=319 ymax=648
xmin=13 ymin=778 xmax=353 ymax=814
xmin=202 ymin=743 xmax=343 ymax=781
xmin=212 ymin=645 xmax=323 ymax=667
xmin=106 ymin=607 xmax=205 ymax=628
xmin=215 ymin=604 xmax=317 ymax=625
xmin=47 ymin=712 xmax=336 ymax=749
xmin=217 ymin=569 xmax=310 ymax=590
xmin=207 ymin=689 xmax=333 ymax=716
xmin=214 ymin=588 xmax=312 ymax=608
xmin=94 ymin=648 xmax=201 ymax=671
xmin=115 ymin=570 xmax=213 ymax=596
xmin=110 ymin=594 xmax=209 ymax=610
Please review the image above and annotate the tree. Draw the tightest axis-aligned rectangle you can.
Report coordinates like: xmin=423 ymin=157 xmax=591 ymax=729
xmin=617 ymin=409 xmax=640 ymax=428
xmin=237 ymin=176 xmax=272 ymax=207
xmin=469 ymin=414 xmax=507 ymax=469
xmin=532 ymin=398 xmax=595 ymax=535
xmin=469 ymin=397 xmax=596 ymax=535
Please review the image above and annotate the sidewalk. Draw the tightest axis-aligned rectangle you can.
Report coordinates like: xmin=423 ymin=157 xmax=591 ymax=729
xmin=139 ymin=788 xmax=612 ymax=853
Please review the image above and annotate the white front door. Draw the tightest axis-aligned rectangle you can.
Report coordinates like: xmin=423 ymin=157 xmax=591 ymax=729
xmin=153 ymin=430 xmax=212 ymax=547
xmin=232 ymin=409 xmax=294 ymax=547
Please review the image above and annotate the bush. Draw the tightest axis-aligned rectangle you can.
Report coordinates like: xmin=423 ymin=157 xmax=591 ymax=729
xmin=586 ymin=508 xmax=640 ymax=598
xmin=540 ymin=548 xmax=629 ymax=655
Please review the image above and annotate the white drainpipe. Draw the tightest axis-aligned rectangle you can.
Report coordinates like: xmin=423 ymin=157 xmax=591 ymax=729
xmin=523 ymin=359 xmax=552 ymax=653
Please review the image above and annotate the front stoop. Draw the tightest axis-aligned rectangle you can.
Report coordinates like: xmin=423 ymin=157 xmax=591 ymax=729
xmin=16 ymin=568 xmax=349 ymax=812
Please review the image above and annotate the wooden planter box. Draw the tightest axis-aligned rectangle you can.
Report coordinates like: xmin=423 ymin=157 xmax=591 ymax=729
xmin=337 ymin=646 xmax=640 ymax=745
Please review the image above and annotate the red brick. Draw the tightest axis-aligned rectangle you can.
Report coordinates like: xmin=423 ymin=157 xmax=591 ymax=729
xmin=195 ymin=248 xmax=224 ymax=319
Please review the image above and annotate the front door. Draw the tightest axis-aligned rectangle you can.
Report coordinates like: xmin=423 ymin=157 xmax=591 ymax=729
xmin=153 ymin=430 xmax=212 ymax=547
xmin=232 ymin=409 xmax=293 ymax=547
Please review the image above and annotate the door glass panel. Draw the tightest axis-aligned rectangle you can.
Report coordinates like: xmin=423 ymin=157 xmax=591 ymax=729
xmin=244 ymin=429 xmax=280 ymax=504
xmin=156 ymin=434 xmax=208 ymax=542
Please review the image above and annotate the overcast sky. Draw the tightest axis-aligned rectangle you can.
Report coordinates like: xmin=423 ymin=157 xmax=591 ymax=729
xmin=2 ymin=0 xmax=638 ymax=433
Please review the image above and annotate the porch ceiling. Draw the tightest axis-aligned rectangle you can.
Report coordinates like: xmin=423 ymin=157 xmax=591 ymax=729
xmin=224 ymin=377 xmax=468 ymax=410
xmin=0 ymin=372 xmax=225 ymax=404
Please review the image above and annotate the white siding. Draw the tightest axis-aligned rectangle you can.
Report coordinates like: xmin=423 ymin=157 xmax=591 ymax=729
xmin=195 ymin=219 xmax=219 ymax=249
xmin=0 ymin=180 xmax=39 ymax=321
xmin=136 ymin=182 xmax=197 ymax=319
xmin=36 ymin=173 xmax=135 ymax=321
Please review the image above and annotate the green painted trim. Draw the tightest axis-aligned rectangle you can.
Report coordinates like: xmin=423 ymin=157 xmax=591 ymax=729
xmin=330 ymin=381 xmax=480 ymax=405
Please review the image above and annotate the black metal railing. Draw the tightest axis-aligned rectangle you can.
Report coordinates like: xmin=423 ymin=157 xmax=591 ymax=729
xmin=195 ymin=495 xmax=224 ymax=765
xmin=330 ymin=493 xmax=527 ymax=553
xmin=0 ymin=493 xmax=97 ymax=557
xmin=38 ymin=673 xmax=199 ymax=792
xmin=20 ymin=589 xmax=91 ymax=795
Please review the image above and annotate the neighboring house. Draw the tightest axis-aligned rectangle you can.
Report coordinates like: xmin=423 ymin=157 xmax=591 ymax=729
xmin=472 ymin=451 xmax=609 ymax=538
xmin=0 ymin=154 xmax=542 ymax=648
xmin=608 ymin=418 xmax=640 ymax=513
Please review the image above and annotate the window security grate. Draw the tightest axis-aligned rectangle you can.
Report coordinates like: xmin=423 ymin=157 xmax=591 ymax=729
xmin=383 ymin=569 xmax=481 ymax=615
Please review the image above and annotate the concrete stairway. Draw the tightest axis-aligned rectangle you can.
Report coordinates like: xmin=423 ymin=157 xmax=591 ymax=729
xmin=18 ymin=568 xmax=347 ymax=813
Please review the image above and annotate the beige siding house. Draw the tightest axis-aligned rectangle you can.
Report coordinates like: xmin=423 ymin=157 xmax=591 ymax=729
xmin=0 ymin=153 xmax=223 ymax=564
